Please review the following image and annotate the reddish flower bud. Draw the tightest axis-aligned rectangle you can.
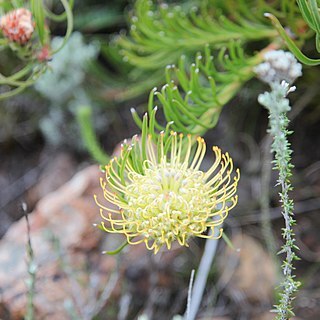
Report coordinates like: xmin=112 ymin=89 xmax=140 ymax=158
xmin=37 ymin=45 xmax=51 ymax=62
xmin=0 ymin=8 xmax=34 ymax=45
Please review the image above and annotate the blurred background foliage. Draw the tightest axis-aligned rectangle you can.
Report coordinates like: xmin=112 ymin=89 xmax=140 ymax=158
xmin=1 ymin=0 xmax=320 ymax=318
xmin=1 ymin=0 xmax=319 ymax=152
xmin=0 ymin=0 xmax=319 ymax=216
xmin=0 ymin=0 xmax=319 ymax=204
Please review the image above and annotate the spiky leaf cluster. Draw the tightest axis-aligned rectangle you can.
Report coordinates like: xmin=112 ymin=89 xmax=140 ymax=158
xmin=132 ymin=43 xmax=263 ymax=136
xmin=116 ymin=0 xmax=278 ymax=71
xmin=98 ymin=0 xmax=304 ymax=101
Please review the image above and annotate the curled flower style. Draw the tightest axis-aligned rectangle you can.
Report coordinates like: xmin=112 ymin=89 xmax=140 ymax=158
xmin=0 ymin=8 xmax=34 ymax=45
xmin=95 ymin=117 xmax=239 ymax=254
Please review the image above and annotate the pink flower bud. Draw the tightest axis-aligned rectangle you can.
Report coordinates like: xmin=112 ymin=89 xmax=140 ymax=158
xmin=0 ymin=8 xmax=34 ymax=45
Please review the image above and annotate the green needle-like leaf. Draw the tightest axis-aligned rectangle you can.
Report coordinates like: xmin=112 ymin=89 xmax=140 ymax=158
xmin=265 ymin=12 xmax=320 ymax=65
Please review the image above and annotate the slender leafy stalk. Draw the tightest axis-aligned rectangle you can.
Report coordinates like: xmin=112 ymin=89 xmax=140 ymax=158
xmin=258 ymin=81 xmax=300 ymax=319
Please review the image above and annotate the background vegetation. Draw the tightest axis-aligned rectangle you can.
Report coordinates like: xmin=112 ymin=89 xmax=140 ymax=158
xmin=1 ymin=0 xmax=320 ymax=319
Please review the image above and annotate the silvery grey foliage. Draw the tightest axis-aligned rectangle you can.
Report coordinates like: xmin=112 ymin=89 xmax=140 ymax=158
xmin=35 ymin=32 xmax=99 ymax=103
xmin=34 ymin=32 xmax=104 ymax=148
xmin=254 ymin=50 xmax=302 ymax=85
xmin=256 ymin=52 xmax=302 ymax=320
xmin=39 ymin=89 xmax=96 ymax=146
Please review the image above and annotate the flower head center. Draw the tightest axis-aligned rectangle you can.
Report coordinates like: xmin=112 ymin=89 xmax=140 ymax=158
xmin=124 ymin=162 xmax=212 ymax=244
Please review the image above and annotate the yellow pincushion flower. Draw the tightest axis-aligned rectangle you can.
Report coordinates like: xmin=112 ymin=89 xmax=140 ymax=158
xmin=95 ymin=115 xmax=239 ymax=254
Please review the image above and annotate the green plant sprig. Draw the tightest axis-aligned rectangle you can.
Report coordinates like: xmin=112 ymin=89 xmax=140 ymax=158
xmin=89 ymin=41 xmax=165 ymax=101
xmin=132 ymin=43 xmax=264 ymax=136
xmin=117 ymin=0 xmax=278 ymax=72
xmin=97 ymin=0 xmax=301 ymax=102
xmin=258 ymin=81 xmax=300 ymax=319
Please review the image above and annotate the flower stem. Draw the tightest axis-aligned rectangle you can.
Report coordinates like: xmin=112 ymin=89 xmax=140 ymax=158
xmin=24 ymin=203 xmax=37 ymax=320
xmin=187 ymin=229 xmax=220 ymax=320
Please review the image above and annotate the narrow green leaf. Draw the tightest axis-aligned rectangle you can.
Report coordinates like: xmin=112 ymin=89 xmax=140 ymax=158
xmin=265 ymin=13 xmax=320 ymax=65
xmin=51 ymin=0 xmax=73 ymax=54
xmin=102 ymin=240 xmax=129 ymax=255
xmin=76 ymin=106 xmax=110 ymax=165
xmin=222 ymin=232 xmax=236 ymax=251
xmin=31 ymin=0 xmax=46 ymax=45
